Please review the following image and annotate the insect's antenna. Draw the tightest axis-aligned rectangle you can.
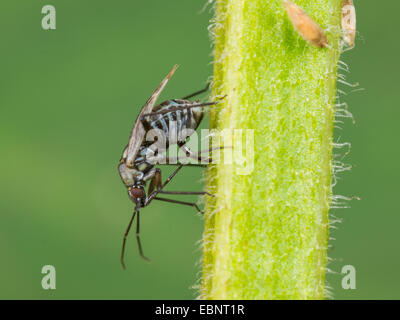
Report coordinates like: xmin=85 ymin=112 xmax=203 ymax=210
xmin=121 ymin=208 xmax=138 ymax=270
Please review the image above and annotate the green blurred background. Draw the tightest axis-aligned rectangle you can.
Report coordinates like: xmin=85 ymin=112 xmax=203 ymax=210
xmin=0 ymin=1 xmax=398 ymax=299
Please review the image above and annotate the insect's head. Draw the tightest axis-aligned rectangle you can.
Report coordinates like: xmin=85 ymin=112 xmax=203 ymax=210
xmin=128 ymin=186 xmax=146 ymax=207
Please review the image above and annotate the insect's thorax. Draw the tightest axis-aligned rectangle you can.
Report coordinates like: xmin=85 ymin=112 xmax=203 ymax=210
xmin=118 ymin=147 xmax=155 ymax=189
xmin=119 ymin=98 xmax=204 ymax=190
xmin=132 ymin=146 xmax=155 ymax=173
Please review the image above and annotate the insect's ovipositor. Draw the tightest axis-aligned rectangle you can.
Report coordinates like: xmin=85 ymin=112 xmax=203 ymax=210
xmin=341 ymin=0 xmax=356 ymax=47
xmin=283 ymin=0 xmax=328 ymax=48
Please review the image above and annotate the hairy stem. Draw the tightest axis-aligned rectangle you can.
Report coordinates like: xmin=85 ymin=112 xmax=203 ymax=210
xmin=201 ymin=0 xmax=341 ymax=300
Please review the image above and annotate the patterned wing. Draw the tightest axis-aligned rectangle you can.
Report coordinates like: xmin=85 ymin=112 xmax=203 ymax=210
xmin=124 ymin=65 xmax=178 ymax=168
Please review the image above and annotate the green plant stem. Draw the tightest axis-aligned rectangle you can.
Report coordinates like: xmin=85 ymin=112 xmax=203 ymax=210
xmin=201 ymin=0 xmax=341 ymax=300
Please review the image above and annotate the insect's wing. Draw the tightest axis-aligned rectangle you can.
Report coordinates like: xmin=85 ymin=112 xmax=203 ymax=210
xmin=124 ymin=65 xmax=178 ymax=167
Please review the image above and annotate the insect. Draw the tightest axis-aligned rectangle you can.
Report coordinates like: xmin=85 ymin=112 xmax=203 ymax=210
xmin=283 ymin=0 xmax=329 ymax=48
xmin=118 ymin=65 xmax=218 ymax=269
xmin=341 ymin=0 xmax=356 ymax=47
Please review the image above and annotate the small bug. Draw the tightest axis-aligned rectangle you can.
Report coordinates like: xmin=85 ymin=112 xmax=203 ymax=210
xmin=283 ymin=0 xmax=329 ymax=48
xmin=118 ymin=65 xmax=219 ymax=269
xmin=341 ymin=0 xmax=356 ymax=47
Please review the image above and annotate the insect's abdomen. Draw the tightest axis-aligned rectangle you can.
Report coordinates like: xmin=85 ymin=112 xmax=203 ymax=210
xmin=143 ymin=99 xmax=203 ymax=145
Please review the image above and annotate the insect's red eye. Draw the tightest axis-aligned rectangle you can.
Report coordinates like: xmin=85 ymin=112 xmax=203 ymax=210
xmin=129 ymin=188 xmax=145 ymax=199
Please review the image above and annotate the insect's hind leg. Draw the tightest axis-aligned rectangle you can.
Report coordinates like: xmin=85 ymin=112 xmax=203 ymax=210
xmin=158 ymin=190 xmax=214 ymax=197
xmin=154 ymin=196 xmax=204 ymax=214
xmin=140 ymin=101 xmax=217 ymax=120
xmin=181 ymin=83 xmax=210 ymax=100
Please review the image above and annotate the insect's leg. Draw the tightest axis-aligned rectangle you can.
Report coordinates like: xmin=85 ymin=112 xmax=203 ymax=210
xmin=141 ymin=94 xmax=226 ymax=121
xmin=146 ymin=164 xmax=184 ymax=205
xmin=136 ymin=211 xmax=150 ymax=262
xmin=161 ymin=163 xmax=208 ymax=168
xmin=159 ymin=164 xmax=184 ymax=189
xmin=156 ymin=146 xmax=227 ymax=167
xmin=146 ymin=153 xmax=207 ymax=168
xmin=159 ymin=190 xmax=214 ymax=197
xmin=148 ymin=168 xmax=162 ymax=195
xmin=157 ymin=154 xmax=207 ymax=167
xmin=121 ymin=209 xmax=137 ymax=270
xmin=181 ymin=83 xmax=210 ymax=100
xmin=140 ymin=101 xmax=217 ymax=120
xmin=177 ymin=142 xmax=217 ymax=164
xmin=154 ymin=197 xmax=204 ymax=214
xmin=180 ymin=144 xmax=204 ymax=161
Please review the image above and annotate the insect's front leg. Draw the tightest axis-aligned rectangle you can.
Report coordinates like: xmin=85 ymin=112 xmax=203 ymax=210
xmin=145 ymin=164 xmax=185 ymax=206
xmin=147 ymin=168 xmax=162 ymax=195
